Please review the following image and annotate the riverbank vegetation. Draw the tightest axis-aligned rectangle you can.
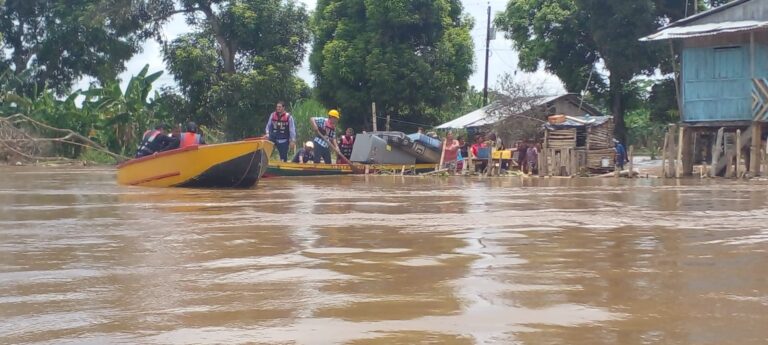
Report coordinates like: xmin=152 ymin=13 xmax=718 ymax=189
xmin=0 ymin=0 xmax=731 ymax=163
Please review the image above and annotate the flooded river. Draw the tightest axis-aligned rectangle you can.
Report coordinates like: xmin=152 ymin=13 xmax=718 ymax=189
xmin=1 ymin=166 xmax=767 ymax=344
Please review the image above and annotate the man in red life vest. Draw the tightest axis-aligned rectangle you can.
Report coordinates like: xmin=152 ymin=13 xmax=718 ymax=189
xmin=336 ymin=128 xmax=355 ymax=163
xmin=264 ymin=101 xmax=296 ymax=162
xmin=179 ymin=121 xmax=206 ymax=148
xmin=135 ymin=123 xmax=176 ymax=158
xmin=310 ymin=109 xmax=340 ymax=164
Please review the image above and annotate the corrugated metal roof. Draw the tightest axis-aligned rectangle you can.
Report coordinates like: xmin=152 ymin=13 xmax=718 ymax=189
xmin=436 ymin=94 xmax=578 ymax=129
xmin=640 ymin=20 xmax=768 ymax=41
xmin=434 ymin=102 xmax=500 ymax=129
xmin=663 ymin=0 xmax=751 ymax=29
xmin=544 ymin=115 xmax=612 ymax=130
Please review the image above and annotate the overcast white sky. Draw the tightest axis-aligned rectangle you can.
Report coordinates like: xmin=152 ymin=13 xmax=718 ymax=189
xmin=88 ymin=0 xmax=564 ymax=96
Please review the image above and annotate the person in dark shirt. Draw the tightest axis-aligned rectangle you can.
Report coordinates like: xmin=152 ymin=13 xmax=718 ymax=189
xmin=614 ymin=139 xmax=629 ymax=170
xmin=135 ymin=124 xmax=177 ymax=158
xmin=292 ymin=141 xmax=315 ymax=163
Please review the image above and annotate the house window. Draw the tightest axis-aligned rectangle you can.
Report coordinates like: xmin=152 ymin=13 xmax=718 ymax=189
xmin=713 ymin=46 xmax=744 ymax=79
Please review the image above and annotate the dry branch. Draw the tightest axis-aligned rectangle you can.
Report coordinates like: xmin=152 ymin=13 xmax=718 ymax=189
xmin=0 ymin=113 xmax=130 ymax=163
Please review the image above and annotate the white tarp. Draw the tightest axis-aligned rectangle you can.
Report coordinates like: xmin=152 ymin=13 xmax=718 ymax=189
xmin=641 ymin=20 xmax=768 ymax=41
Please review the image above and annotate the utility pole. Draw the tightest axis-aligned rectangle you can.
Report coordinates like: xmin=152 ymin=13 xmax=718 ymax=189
xmin=483 ymin=4 xmax=491 ymax=106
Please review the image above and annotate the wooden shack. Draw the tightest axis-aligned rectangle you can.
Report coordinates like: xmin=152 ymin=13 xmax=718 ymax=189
xmin=541 ymin=116 xmax=615 ymax=176
xmin=641 ymin=0 xmax=768 ymax=177
xmin=435 ymin=94 xmax=604 ymax=146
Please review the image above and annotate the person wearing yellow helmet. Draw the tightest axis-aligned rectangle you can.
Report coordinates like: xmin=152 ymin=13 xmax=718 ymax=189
xmin=310 ymin=109 xmax=341 ymax=164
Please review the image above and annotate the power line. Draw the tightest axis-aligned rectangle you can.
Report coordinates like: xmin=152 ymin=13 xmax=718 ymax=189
xmin=375 ymin=116 xmax=437 ymax=128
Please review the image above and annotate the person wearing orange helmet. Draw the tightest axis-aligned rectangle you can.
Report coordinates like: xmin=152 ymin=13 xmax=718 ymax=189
xmin=310 ymin=109 xmax=340 ymax=164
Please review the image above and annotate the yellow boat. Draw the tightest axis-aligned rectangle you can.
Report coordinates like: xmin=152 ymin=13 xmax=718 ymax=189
xmin=117 ymin=139 xmax=274 ymax=188
xmin=264 ymin=161 xmax=437 ymax=177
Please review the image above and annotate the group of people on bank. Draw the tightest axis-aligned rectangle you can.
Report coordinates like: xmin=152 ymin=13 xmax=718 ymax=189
xmin=438 ymin=131 xmax=534 ymax=174
xmin=265 ymin=101 xmax=355 ymax=164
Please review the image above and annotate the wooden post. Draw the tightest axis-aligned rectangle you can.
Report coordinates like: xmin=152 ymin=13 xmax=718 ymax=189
xmin=541 ymin=131 xmax=549 ymax=176
xmin=676 ymin=126 xmax=684 ymax=178
xmin=437 ymin=136 xmax=447 ymax=172
xmin=385 ymin=114 xmax=391 ymax=131
xmin=763 ymin=148 xmax=767 ymax=176
xmin=661 ymin=131 xmax=669 ymax=178
xmin=710 ymin=127 xmax=724 ymax=177
xmin=667 ymin=125 xmax=677 ymax=177
xmin=571 ymin=148 xmax=578 ymax=176
xmin=681 ymin=128 xmax=694 ymax=176
xmin=628 ymin=145 xmax=634 ymax=178
xmin=371 ymin=102 xmax=377 ymax=132
xmin=750 ymin=123 xmax=762 ymax=176
xmin=736 ymin=129 xmax=742 ymax=178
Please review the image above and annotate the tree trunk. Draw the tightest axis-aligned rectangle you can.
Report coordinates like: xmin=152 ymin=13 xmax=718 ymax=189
xmin=610 ymin=74 xmax=627 ymax=144
xmin=11 ymin=22 xmax=30 ymax=75
xmin=200 ymin=4 xmax=236 ymax=74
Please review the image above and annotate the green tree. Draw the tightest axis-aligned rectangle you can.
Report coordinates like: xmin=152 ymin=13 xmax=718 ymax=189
xmin=0 ymin=0 xmax=149 ymax=94
xmin=495 ymin=0 xmax=699 ymax=143
xmin=310 ymin=0 xmax=474 ymax=130
xmin=160 ymin=0 xmax=311 ymax=140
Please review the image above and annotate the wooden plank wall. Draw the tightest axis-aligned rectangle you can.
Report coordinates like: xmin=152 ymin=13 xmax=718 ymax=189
xmin=548 ymin=129 xmax=577 ymax=148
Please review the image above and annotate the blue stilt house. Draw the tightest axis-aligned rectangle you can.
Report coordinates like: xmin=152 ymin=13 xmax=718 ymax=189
xmin=642 ymin=0 xmax=768 ymax=176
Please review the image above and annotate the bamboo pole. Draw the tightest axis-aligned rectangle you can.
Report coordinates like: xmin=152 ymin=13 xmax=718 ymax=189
xmin=628 ymin=145 xmax=634 ymax=178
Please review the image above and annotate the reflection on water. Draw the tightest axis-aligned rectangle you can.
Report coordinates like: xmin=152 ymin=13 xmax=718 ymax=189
xmin=1 ymin=166 xmax=768 ymax=344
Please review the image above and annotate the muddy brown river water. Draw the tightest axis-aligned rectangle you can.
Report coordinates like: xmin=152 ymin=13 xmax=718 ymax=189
xmin=1 ymin=166 xmax=767 ymax=344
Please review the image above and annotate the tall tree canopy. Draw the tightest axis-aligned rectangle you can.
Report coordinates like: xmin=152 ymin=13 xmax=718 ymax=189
xmin=0 ymin=0 xmax=151 ymax=94
xmin=310 ymin=0 xmax=474 ymax=129
xmin=161 ymin=0 xmax=311 ymax=139
xmin=495 ymin=0 xmax=720 ymax=142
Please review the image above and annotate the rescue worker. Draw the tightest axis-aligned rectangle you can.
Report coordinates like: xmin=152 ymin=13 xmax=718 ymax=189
xmin=179 ymin=121 xmax=206 ymax=148
xmin=310 ymin=109 xmax=340 ymax=164
xmin=135 ymin=123 xmax=176 ymax=158
xmin=264 ymin=101 xmax=296 ymax=162
xmin=337 ymin=128 xmax=355 ymax=164
xmin=292 ymin=141 xmax=315 ymax=163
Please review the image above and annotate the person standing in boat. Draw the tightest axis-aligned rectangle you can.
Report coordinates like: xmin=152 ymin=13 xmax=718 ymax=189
xmin=337 ymin=128 xmax=355 ymax=164
xmin=264 ymin=101 xmax=296 ymax=162
xmin=179 ymin=121 xmax=206 ymax=149
xmin=310 ymin=109 xmax=340 ymax=164
xmin=135 ymin=123 xmax=177 ymax=158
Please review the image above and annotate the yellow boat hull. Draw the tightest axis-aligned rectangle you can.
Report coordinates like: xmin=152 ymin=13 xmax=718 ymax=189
xmin=117 ymin=140 xmax=274 ymax=188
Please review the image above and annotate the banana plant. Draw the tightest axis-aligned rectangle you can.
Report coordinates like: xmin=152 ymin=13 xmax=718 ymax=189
xmin=82 ymin=64 xmax=165 ymax=154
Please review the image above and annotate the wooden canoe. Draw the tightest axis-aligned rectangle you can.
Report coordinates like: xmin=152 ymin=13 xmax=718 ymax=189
xmin=117 ymin=139 xmax=274 ymax=188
